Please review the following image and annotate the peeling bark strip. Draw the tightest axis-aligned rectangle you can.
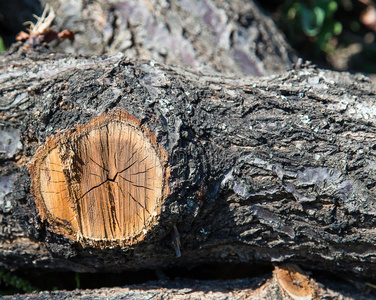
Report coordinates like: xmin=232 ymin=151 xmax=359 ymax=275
xmin=28 ymin=110 xmax=169 ymax=246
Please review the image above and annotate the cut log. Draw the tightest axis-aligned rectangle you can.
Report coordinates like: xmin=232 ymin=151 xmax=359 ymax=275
xmin=273 ymin=264 xmax=314 ymax=300
xmin=0 ymin=51 xmax=376 ymax=284
xmin=28 ymin=110 xmax=169 ymax=246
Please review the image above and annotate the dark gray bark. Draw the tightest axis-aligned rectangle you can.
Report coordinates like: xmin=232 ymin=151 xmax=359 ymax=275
xmin=1 ymin=51 xmax=376 ymax=284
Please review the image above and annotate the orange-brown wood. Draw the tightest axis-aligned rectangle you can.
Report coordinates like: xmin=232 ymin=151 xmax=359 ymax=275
xmin=273 ymin=264 xmax=315 ymax=300
xmin=29 ymin=110 xmax=169 ymax=247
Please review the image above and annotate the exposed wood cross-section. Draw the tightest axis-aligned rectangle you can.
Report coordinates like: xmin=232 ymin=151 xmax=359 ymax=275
xmin=29 ymin=110 xmax=168 ymax=247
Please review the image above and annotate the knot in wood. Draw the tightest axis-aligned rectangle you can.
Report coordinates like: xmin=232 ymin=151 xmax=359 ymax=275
xmin=29 ymin=110 xmax=169 ymax=247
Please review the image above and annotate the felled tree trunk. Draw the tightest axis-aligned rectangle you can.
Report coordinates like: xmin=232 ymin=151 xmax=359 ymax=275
xmin=1 ymin=51 xmax=376 ymax=284
xmin=29 ymin=0 xmax=296 ymax=76
xmin=4 ymin=276 xmax=372 ymax=300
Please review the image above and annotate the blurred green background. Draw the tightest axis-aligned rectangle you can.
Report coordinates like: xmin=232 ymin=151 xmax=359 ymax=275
xmin=262 ymin=0 xmax=376 ymax=76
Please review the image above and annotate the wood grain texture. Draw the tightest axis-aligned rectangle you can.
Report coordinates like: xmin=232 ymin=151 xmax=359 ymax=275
xmin=29 ymin=110 xmax=169 ymax=246
xmin=274 ymin=264 xmax=314 ymax=300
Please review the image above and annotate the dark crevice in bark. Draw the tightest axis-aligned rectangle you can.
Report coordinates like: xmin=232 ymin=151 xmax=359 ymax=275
xmin=5 ymin=262 xmax=374 ymax=298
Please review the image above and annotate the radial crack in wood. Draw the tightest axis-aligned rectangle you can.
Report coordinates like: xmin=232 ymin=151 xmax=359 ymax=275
xmin=29 ymin=110 xmax=169 ymax=247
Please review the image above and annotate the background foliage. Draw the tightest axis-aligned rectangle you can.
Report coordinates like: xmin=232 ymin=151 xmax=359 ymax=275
xmin=262 ymin=0 xmax=376 ymax=74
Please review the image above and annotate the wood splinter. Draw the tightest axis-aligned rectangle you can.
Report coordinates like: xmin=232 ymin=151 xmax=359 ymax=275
xmin=28 ymin=110 xmax=169 ymax=247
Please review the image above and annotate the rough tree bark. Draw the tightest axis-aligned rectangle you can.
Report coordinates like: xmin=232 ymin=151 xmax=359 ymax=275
xmin=1 ymin=0 xmax=376 ymax=299
xmin=4 ymin=277 xmax=374 ymax=300
xmin=1 ymin=50 xmax=376 ymax=281
xmin=6 ymin=0 xmax=296 ymax=76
